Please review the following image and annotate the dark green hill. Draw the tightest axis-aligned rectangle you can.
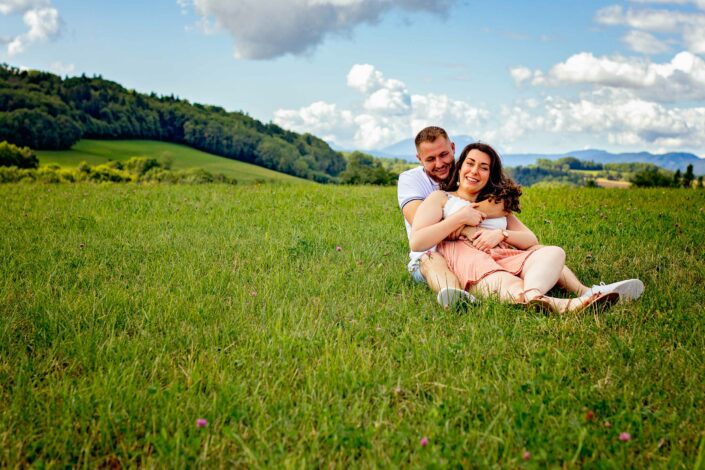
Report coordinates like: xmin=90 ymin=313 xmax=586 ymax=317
xmin=0 ymin=64 xmax=345 ymax=183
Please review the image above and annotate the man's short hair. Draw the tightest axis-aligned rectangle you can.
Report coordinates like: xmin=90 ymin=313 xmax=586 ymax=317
xmin=414 ymin=126 xmax=449 ymax=149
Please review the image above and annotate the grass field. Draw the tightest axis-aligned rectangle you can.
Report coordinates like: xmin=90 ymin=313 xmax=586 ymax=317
xmin=2 ymin=183 xmax=705 ymax=467
xmin=36 ymin=140 xmax=303 ymax=183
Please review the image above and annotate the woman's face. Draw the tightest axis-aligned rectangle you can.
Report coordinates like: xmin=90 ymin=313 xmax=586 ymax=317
xmin=459 ymin=149 xmax=491 ymax=194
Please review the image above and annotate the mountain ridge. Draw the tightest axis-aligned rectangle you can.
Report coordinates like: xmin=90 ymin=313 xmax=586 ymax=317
xmin=353 ymin=137 xmax=705 ymax=174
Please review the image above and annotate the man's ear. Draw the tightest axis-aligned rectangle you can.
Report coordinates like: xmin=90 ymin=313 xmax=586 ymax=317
xmin=416 ymin=154 xmax=422 ymax=163
xmin=451 ymin=142 xmax=456 ymax=156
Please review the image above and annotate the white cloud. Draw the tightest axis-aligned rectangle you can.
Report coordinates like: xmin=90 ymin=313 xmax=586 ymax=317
xmin=596 ymin=4 xmax=705 ymax=53
xmin=275 ymin=63 xmax=705 ymax=154
xmin=180 ymin=0 xmax=454 ymax=59
xmin=0 ymin=0 xmax=47 ymax=15
xmin=513 ymin=51 xmax=705 ymax=102
xmin=49 ymin=61 xmax=74 ymax=75
xmin=0 ymin=0 xmax=61 ymax=56
xmin=274 ymin=64 xmax=486 ymax=149
xmin=623 ymin=30 xmax=671 ymax=53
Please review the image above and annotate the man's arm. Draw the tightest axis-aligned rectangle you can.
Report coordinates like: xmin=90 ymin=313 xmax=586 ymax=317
xmin=401 ymin=200 xmax=423 ymax=226
xmin=474 ymin=199 xmax=507 ymax=218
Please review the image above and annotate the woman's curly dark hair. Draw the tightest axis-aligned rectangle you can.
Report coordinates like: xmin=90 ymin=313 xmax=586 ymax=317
xmin=440 ymin=142 xmax=522 ymax=213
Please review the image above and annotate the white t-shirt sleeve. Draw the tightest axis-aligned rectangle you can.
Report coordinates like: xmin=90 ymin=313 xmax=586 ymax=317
xmin=397 ymin=168 xmax=428 ymax=210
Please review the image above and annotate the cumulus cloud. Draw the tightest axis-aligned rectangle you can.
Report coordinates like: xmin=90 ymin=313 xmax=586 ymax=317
xmin=180 ymin=0 xmax=454 ymax=59
xmin=623 ymin=30 xmax=671 ymax=53
xmin=0 ymin=0 xmax=61 ymax=56
xmin=276 ymin=63 xmax=705 ymax=154
xmin=274 ymin=64 xmax=487 ymax=149
xmin=534 ymin=89 xmax=705 ymax=149
xmin=511 ymin=51 xmax=705 ymax=102
xmin=596 ymin=4 xmax=705 ymax=53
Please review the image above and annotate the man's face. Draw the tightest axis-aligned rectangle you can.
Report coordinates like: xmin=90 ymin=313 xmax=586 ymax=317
xmin=416 ymin=137 xmax=455 ymax=183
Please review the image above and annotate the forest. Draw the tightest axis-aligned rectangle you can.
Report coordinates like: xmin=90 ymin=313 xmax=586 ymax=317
xmin=0 ymin=64 xmax=347 ymax=183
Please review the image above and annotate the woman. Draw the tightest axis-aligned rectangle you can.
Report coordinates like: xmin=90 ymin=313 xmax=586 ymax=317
xmin=410 ymin=142 xmax=617 ymax=313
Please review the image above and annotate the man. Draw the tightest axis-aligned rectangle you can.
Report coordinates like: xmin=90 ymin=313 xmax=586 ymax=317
xmin=397 ymin=126 xmax=644 ymax=307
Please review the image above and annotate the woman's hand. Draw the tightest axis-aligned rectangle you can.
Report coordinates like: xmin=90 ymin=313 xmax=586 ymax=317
xmin=470 ymin=228 xmax=504 ymax=252
xmin=454 ymin=204 xmax=486 ymax=227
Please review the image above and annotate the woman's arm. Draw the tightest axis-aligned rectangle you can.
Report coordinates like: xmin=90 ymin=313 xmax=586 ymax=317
xmin=504 ymin=214 xmax=539 ymax=249
xmin=410 ymin=191 xmax=485 ymax=252
xmin=470 ymin=214 xmax=538 ymax=251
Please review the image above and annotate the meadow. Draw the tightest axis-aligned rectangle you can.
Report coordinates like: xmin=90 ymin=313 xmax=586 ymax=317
xmin=1 ymin=182 xmax=704 ymax=467
xmin=36 ymin=140 xmax=303 ymax=183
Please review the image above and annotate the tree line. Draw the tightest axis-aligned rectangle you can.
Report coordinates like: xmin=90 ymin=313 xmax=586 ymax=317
xmin=0 ymin=64 xmax=348 ymax=183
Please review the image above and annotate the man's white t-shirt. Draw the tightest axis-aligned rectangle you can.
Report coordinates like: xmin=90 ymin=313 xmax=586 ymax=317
xmin=397 ymin=166 xmax=439 ymax=271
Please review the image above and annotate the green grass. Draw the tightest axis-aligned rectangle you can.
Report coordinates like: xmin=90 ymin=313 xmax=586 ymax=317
xmin=1 ymin=183 xmax=705 ymax=467
xmin=37 ymin=139 xmax=304 ymax=183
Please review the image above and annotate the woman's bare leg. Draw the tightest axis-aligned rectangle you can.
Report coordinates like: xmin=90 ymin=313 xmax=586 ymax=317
xmin=419 ymin=252 xmax=462 ymax=293
xmin=519 ymin=246 xmax=566 ymax=301
xmin=469 ymin=271 xmax=525 ymax=303
xmin=557 ymin=266 xmax=589 ymax=296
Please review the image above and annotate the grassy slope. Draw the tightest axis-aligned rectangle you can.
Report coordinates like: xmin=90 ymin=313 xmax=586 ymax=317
xmin=37 ymin=139 xmax=303 ymax=183
xmin=1 ymin=184 xmax=704 ymax=467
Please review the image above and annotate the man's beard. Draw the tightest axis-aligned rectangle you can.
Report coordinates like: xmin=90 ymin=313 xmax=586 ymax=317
xmin=430 ymin=162 xmax=455 ymax=185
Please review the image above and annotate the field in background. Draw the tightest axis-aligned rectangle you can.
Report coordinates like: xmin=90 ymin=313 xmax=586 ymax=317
xmin=37 ymin=140 xmax=304 ymax=183
xmin=1 ymin=184 xmax=704 ymax=467
xmin=596 ymin=178 xmax=632 ymax=188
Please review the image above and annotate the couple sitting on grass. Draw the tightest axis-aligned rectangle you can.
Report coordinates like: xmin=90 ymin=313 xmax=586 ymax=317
xmin=398 ymin=126 xmax=644 ymax=313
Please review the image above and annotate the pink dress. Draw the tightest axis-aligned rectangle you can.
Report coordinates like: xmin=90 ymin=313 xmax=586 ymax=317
xmin=437 ymin=194 xmax=538 ymax=289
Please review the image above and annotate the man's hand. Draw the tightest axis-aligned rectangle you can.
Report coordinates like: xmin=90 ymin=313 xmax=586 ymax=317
xmin=470 ymin=228 xmax=504 ymax=252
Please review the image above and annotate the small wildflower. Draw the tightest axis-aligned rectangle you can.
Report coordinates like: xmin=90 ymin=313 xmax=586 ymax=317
xmin=585 ymin=410 xmax=595 ymax=421
xmin=619 ymin=432 xmax=631 ymax=442
xmin=196 ymin=418 xmax=208 ymax=428
xmin=523 ymin=451 xmax=531 ymax=461
xmin=79 ymin=243 xmax=85 ymax=249
xmin=603 ymin=421 xmax=612 ymax=428
xmin=250 ymin=291 xmax=257 ymax=297
xmin=336 ymin=246 xmax=342 ymax=252
xmin=394 ymin=386 xmax=402 ymax=395
xmin=420 ymin=437 xmax=428 ymax=447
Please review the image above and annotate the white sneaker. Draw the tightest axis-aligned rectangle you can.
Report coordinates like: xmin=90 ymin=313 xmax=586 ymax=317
xmin=437 ymin=287 xmax=478 ymax=308
xmin=581 ymin=279 xmax=644 ymax=303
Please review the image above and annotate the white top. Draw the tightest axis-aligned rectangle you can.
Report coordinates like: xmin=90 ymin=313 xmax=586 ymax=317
xmin=444 ymin=193 xmax=507 ymax=229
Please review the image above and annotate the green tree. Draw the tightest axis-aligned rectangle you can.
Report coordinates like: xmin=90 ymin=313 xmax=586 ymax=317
xmin=0 ymin=140 xmax=38 ymax=168
xmin=631 ymin=168 xmax=673 ymax=187
xmin=673 ymin=169 xmax=682 ymax=187
xmin=339 ymin=152 xmax=397 ymax=185
xmin=682 ymin=164 xmax=694 ymax=188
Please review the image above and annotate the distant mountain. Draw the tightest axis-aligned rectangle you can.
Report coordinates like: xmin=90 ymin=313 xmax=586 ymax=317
xmin=347 ymin=136 xmax=705 ymax=175
xmin=503 ymin=149 xmax=705 ymax=174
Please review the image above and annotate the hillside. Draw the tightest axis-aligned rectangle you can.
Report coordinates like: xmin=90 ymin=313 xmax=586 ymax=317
xmin=37 ymin=140 xmax=304 ymax=183
xmin=0 ymin=64 xmax=345 ymax=182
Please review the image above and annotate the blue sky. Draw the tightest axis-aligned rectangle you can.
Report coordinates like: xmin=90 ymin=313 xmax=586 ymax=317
xmin=2 ymin=0 xmax=705 ymax=157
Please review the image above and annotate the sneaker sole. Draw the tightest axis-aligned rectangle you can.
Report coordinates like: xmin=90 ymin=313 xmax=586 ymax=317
xmin=437 ymin=288 xmax=478 ymax=308
xmin=612 ymin=280 xmax=645 ymax=302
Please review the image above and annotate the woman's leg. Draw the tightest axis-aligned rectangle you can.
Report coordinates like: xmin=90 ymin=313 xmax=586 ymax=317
xmin=419 ymin=252 xmax=462 ymax=293
xmin=469 ymin=271 xmax=525 ymax=303
xmin=519 ymin=246 xmax=566 ymax=301
xmin=557 ymin=266 xmax=589 ymax=296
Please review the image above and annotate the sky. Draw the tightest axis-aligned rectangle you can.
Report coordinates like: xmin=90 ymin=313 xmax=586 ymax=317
xmin=2 ymin=0 xmax=705 ymax=157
